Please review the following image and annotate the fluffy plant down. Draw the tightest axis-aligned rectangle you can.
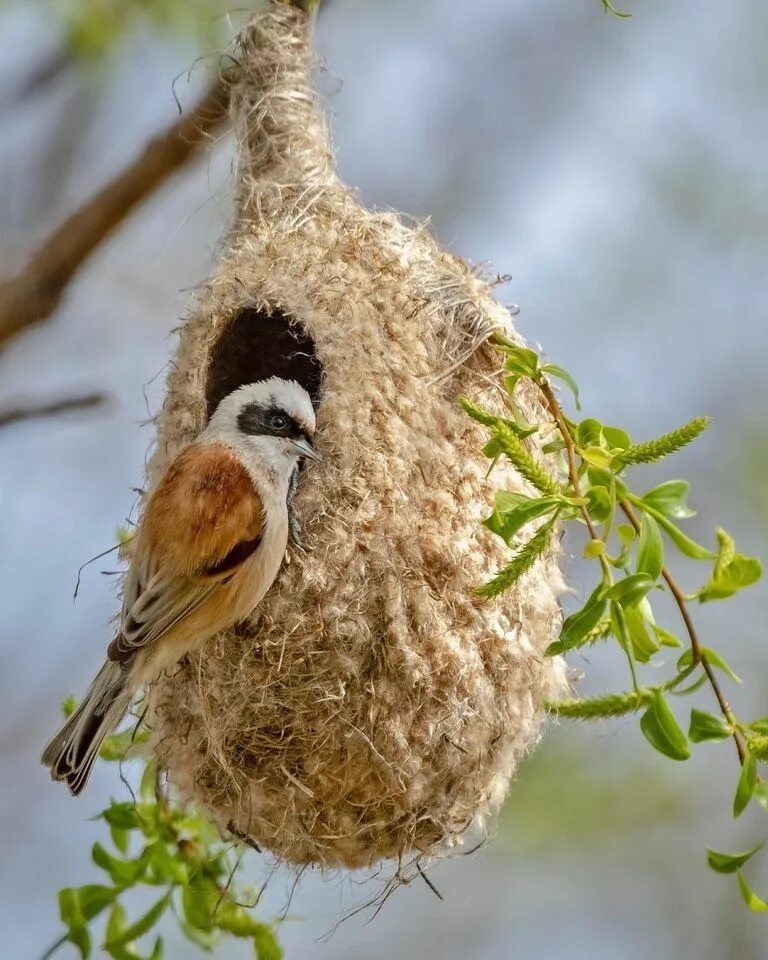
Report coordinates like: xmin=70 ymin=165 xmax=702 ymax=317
xmin=147 ymin=0 xmax=567 ymax=871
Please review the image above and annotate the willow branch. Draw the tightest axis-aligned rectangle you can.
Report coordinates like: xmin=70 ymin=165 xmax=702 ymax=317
xmin=538 ymin=380 xmax=599 ymax=540
xmin=619 ymin=498 xmax=747 ymax=765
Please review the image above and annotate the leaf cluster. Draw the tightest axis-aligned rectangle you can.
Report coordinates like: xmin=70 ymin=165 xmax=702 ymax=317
xmin=49 ymin=719 xmax=280 ymax=960
xmin=463 ymin=335 xmax=766 ymax=910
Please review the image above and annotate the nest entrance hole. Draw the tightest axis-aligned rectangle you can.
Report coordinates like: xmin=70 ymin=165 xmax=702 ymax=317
xmin=205 ymin=307 xmax=323 ymax=418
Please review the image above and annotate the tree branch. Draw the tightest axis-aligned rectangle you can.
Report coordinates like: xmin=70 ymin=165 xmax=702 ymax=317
xmin=0 ymin=391 xmax=107 ymax=429
xmin=0 ymin=0 xmax=326 ymax=353
xmin=0 ymin=80 xmax=230 ymax=351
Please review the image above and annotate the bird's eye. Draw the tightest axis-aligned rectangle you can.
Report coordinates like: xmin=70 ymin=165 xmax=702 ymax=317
xmin=270 ymin=414 xmax=287 ymax=430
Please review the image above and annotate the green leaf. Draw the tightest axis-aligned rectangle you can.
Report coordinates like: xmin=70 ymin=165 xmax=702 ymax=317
xmin=639 ymin=480 xmax=696 ymax=519
xmin=546 ymin=584 xmax=607 ymax=655
xmin=139 ymin=758 xmax=157 ymax=803
xmin=640 ymin=691 xmax=691 ymax=761
xmin=106 ymin=903 xmax=128 ymax=943
xmin=77 ymin=885 xmax=116 ymax=921
xmin=540 ymin=363 xmax=580 ymax=409
xmin=57 ymin=890 xmax=92 ymax=959
xmin=149 ymin=937 xmax=164 ymax=960
xmin=602 ymin=425 xmax=631 ymax=451
xmin=585 ymin=486 xmax=612 ymax=524
xmin=676 ymin=648 xmax=742 ymax=684
xmin=541 ymin=438 xmax=567 ymax=454
xmin=688 ymin=708 xmax=732 ymax=743
xmin=734 ymin=751 xmax=758 ymax=817
xmin=623 ymin=605 xmax=660 ymax=662
xmin=698 ymin=530 xmax=762 ymax=602
xmin=484 ymin=492 xmax=561 ymax=545
xmin=587 ymin=465 xmax=627 ymax=500
xmin=602 ymin=0 xmax=632 ymax=17
xmin=59 ymin=888 xmax=84 ymax=927
xmin=615 ymin=416 xmax=710 ymax=466
xmin=182 ymin=882 xmax=217 ymax=930
xmin=651 ymin=624 xmax=682 ymax=648
xmin=748 ymin=717 xmax=768 ymax=735
xmin=92 ymin=843 xmax=150 ymax=886
xmin=68 ymin=925 xmax=92 ymax=960
xmin=180 ymin=921 xmax=218 ymax=951
xmin=503 ymin=346 xmax=540 ymax=378
xmin=637 ymin=505 xmax=715 ymax=560
xmin=706 ymin=844 xmax=764 ymax=874
xmin=253 ymin=926 xmax=283 ymax=960
xmin=580 ymin=446 xmax=613 ymax=469
xmin=755 ymin=782 xmax=768 ymax=812
xmin=477 ymin=516 xmax=558 ymax=598
xmin=102 ymin=803 xmax=141 ymax=832
xmin=576 ymin=419 xmax=603 ymax=448
xmin=215 ymin=902 xmax=276 ymax=941
xmin=605 ymin=573 xmax=656 ymax=608
xmin=103 ymin=903 xmax=142 ymax=960
xmin=616 ymin=524 xmax=636 ymax=545
xmin=147 ymin=842 xmax=189 ymax=886
xmin=105 ymin=894 xmax=171 ymax=949
xmin=636 ymin=514 xmax=664 ymax=580
xmin=110 ymin=826 xmax=130 ymax=855
xmin=737 ymin=871 xmax=768 ymax=912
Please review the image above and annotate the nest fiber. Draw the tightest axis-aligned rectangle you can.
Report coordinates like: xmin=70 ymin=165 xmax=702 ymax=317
xmin=148 ymin=0 xmax=566 ymax=870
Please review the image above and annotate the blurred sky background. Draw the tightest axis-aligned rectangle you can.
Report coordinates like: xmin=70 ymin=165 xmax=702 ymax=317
xmin=1 ymin=0 xmax=767 ymax=957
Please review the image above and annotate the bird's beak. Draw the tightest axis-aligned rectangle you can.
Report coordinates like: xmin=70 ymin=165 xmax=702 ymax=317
xmin=290 ymin=437 xmax=321 ymax=462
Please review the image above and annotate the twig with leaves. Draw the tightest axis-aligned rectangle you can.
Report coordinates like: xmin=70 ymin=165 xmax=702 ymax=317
xmin=461 ymin=333 xmax=767 ymax=910
xmin=42 ymin=702 xmax=282 ymax=960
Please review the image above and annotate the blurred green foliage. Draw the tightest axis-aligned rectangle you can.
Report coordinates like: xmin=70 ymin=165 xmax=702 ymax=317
xmin=14 ymin=0 xmax=238 ymax=59
xmin=497 ymin=736 xmax=686 ymax=857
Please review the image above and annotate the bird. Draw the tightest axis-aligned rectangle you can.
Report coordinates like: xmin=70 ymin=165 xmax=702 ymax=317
xmin=42 ymin=376 xmax=319 ymax=796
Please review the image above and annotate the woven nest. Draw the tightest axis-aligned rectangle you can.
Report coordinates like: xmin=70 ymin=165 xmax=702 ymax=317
xmin=147 ymin=0 xmax=567 ymax=871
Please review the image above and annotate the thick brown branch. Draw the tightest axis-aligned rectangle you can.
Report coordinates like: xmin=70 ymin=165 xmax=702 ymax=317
xmin=0 ymin=79 xmax=230 ymax=351
xmin=0 ymin=0 xmax=327 ymax=354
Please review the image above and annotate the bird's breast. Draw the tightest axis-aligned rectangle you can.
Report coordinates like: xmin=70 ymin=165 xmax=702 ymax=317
xmin=225 ymin=506 xmax=289 ymax=622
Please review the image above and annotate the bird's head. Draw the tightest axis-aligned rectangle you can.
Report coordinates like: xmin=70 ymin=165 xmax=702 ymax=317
xmin=205 ymin=378 xmax=318 ymax=485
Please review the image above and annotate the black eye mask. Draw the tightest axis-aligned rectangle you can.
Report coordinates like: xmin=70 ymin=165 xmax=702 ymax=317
xmin=237 ymin=401 xmax=306 ymax=441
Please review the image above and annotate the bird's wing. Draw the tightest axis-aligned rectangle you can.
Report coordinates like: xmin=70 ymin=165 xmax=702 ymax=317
xmin=109 ymin=443 xmax=265 ymax=664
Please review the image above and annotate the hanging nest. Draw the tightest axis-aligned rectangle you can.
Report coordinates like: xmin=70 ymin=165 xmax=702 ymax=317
xmin=147 ymin=0 xmax=567 ymax=871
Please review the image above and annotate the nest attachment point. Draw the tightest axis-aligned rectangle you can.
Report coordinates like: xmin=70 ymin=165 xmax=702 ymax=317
xmin=146 ymin=1 xmax=567 ymax=872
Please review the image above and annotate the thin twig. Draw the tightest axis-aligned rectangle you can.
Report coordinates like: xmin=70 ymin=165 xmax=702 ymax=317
xmin=0 ymin=391 xmax=106 ymax=429
xmin=538 ymin=380 xmax=599 ymax=540
xmin=619 ymin=499 xmax=747 ymax=765
xmin=37 ymin=933 xmax=68 ymax=960
xmin=8 ymin=47 xmax=73 ymax=108
xmin=538 ymin=378 xmax=642 ymax=689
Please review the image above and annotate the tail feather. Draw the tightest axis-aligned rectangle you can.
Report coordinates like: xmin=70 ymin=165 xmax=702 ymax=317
xmin=42 ymin=661 xmax=132 ymax=796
